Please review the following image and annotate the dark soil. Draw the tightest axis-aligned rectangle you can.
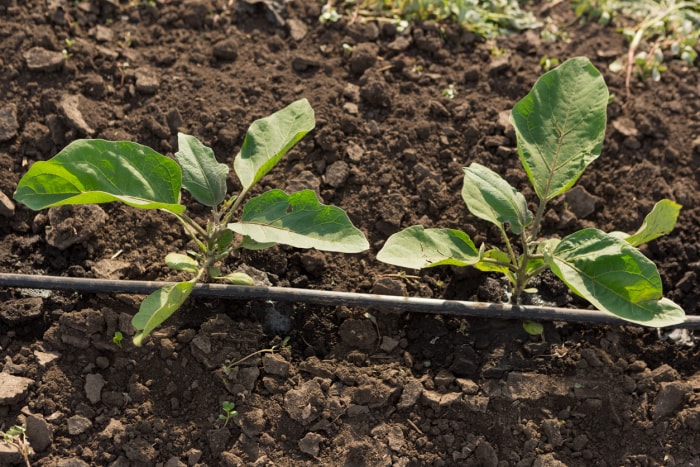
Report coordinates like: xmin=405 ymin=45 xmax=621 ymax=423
xmin=1 ymin=1 xmax=699 ymax=466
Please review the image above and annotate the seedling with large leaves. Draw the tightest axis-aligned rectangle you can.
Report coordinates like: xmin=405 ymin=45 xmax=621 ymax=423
xmin=14 ymin=99 xmax=369 ymax=344
xmin=377 ymin=57 xmax=685 ymax=328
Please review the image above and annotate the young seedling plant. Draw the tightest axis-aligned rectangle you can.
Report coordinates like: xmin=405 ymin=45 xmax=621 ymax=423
xmin=377 ymin=57 xmax=685 ymax=328
xmin=14 ymin=99 xmax=369 ymax=345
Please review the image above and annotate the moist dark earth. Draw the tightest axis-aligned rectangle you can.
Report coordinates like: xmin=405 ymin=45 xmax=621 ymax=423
xmin=1 ymin=1 xmax=699 ymax=466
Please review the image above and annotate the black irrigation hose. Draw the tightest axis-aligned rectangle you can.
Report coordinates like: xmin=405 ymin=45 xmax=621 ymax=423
xmin=0 ymin=273 xmax=698 ymax=329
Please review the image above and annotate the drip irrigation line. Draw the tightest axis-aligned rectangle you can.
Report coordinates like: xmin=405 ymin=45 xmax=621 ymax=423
xmin=0 ymin=273 xmax=698 ymax=329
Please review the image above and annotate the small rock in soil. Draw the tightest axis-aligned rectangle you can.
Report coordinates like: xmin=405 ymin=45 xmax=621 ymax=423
xmin=360 ymin=73 xmax=393 ymax=108
xmin=212 ymin=38 xmax=238 ymax=60
xmin=55 ymin=458 xmax=90 ymax=467
xmin=0 ymin=297 xmax=43 ymax=325
xmin=0 ymin=373 xmax=33 ymax=405
xmin=287 ymin=18 xmax=308 ymax=41
xmin=371 ymin=277 xmax=407 ymax=297
xmin=84 ymin=373 xmax=105 ymax=404
xmin=46 ymin=204 xmax=108 ymax=250
xmin=58 ymin=94 xmax=95 ymax=136
xmin=164 ymin=456 xmax=187 ymax=467
xmin=262 ymin=353 xmax=290 ymax=378
xmin=338 ymin=318 xmax=377 ymax=350
xmin=91 ymin=258 xmax=131 ymax=279
xmin=475 ymin=439 xmax=499 ymax=467
xmin=324 ymin=160 xmax=350 ymax=188
xmin=67 ymin=415 xmax=92 ymax=435
xmin=541 ymin=419 xmax=564 ymax=447
xmin=564 ymin=186 xmax=598 ymax=219
xmin=292 ymin=56 xmax=320 ymax=72
xmin=653 ymin=382 xmax=691 ymax=419
xmin=0 ymin=104 xmax=19 ymax=142
xmin=397 ymin=380 xmax=423 ymax=410
xmin=238 ymin=408 xmax=266 ymax=437
xmin=299 ymin=431 xmax=323 ymax=457
xmin=0 ymin=190 xmax=15 ymax=217
xmin=134 ymin=68 xmax=159 ymax=94
xmin=25 ymin=414 xmax=52 ymax=451
xmin=24 ymin=47 xmax=65 ymax=72
xmin=33 ymin=349 xmax=60 ymax=367
xmin=123 ymin=437 xmax=157 ymax=464
xmin=0 ymin=443 xmax=22 ymax=465
xmin=284 ymin=380 xmax=325 ymax=424
xmin=349 ymin=43 xmax=378 ymax=75
xmin=206 ymin=428 xmax=230 ymax=457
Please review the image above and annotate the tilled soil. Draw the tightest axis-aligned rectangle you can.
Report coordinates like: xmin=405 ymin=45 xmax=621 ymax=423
xmin=0 ymin=1 xmax=699 ymax=466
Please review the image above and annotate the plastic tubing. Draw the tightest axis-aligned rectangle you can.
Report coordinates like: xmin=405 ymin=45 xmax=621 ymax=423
xmin=0 ymin=273 xmax=698 ymax=328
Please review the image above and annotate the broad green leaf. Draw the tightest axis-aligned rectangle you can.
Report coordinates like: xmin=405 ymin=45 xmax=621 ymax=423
xmin=545 ymin=228 xmax=685 ymax=327
xmin=511 ymin=57 xmax=609 ymax=201
xmin=175 ymin=133 xmax=229 ymax=207
xmin=233 ymin=99 xmax=315 ymax=192
xmin=165 ymin=252 xmax=199 ymax=273
xmin=215 ymin=272 xmax=255 ymax=286
xmin=377 ymin=225 xmax=479 ymax=269
xmin=229 ymin=189 xmax=369 ymax=253
xmin=14 ymin=139 xmax=184 ymax=214
xmin=132 ymin=281 xmax=195 ymax=346
xmin=609 ymin=199 xmax=682 ymax=247
xmin=462 ymin=163 xmax=532 ymax=234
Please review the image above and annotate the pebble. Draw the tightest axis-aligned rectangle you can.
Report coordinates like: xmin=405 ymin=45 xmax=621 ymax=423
xmin=262 ymin=353 xmax=290 ymax=378
xmin=24 ymin=47 xmax=65 ymax=72
xmin=653 ymin=382 xmax=691 ymax=419
xmin=25 ymin=414 xmax=52 ymax=451
xmin=212 ymin=38 xmax=238 ymax=60
xmin=349 ymin=43 xmax=378 ymax=75
xmin=397 ymin=380 xmax=423 ymax=410
xmin=287 ymin=18 xmax=308 ymax=41
xmin=298 ymin=432 xmax=323 ymax=457
xmin=564 ymin=186 xmax=597 ymax=219
xmin=134 ymin=69 xmax=159 ymax=94
xmin=0 ymin=104 xmax=19 ymax=142
xmin=84 ymin=373 xmax=105 ymax=404
xmin=324 ymin=160 xmax=349 ymax=188
xmin=0 ymin=297 xmax=43 ymax=326
xmin=58 ymin=94 xmax=94 ymax=136
xmin=67 ymin=415 xmax=93 ymax=435
xmin=338 ymin=318 xmax=377 ymax=350
xmin=0 ymin=373 xmax=33 ymax=405
xmin=292 ymin=56 xmax=320 ymax=72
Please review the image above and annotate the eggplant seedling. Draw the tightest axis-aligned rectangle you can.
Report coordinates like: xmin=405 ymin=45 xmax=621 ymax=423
xmin=377 ymin=57 xmax=685 ymax=328
xmin=14 ymin=99 xmax=369 ymax=345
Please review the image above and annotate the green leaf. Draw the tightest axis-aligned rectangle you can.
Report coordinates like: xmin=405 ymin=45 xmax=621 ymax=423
xmin=511 ymin=57 xmax=609 ymax=201
xmin=132 ymin=281 xmax=195 ymax=346
xmin=474 ymin=248 xmax=512 ymax=274
xmin=14 ymin=139 xmax=184 ymax=214
xmin=165 ymin=252 xmax=199 ymax=273
xmin=545 ymin=228 xmax=685 ymax=327
xmin=215 ymin=272 xmax=255 ymax=286
xmin=523 ymin=320 xmax=544 ymax=336
xmin=215 ymin=229 xmax=235 ymax=252
xmin=609 ymin=199 xmax=682 ymax=247
xmin=233 ymin=99 xmax=315 ymax=192
xmin=175 ymin=133 xmax=229 ymax=207
xmin=377 ymin=225 xmax=479 ymax=269
xmin=462 ymin=163 xmax=532 ymax=234
xmin=229 ymin=189 xmax=368 ymax=253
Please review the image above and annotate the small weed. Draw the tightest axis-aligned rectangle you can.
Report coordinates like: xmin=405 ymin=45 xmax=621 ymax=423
xmin=219 ymin=401 xmax=238 ymax=427
xmin=1 ymin=424 xmax=33 ymax=467
xmin=112 ymin=331 xmax=123 ymax=348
